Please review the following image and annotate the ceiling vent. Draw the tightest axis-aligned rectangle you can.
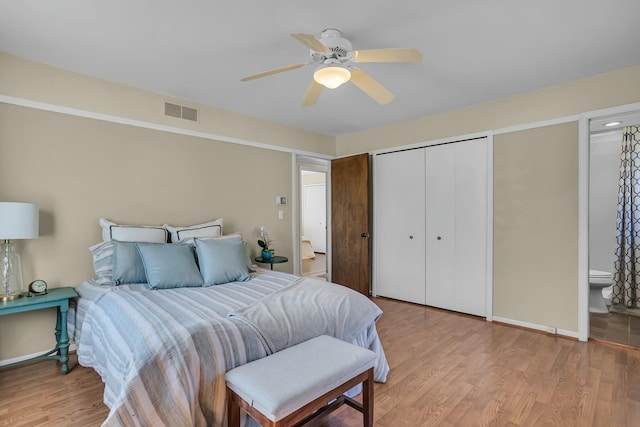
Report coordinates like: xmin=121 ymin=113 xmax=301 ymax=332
xmin=164 ymin=101 xmax=198 ymax=122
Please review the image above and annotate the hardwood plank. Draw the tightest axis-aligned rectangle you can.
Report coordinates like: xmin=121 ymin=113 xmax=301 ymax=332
xmin=2 ymin=297 xmax=640 ymax=426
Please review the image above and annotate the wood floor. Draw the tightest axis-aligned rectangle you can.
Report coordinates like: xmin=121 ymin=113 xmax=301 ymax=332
xmin=2 ymin=297 xmax=640 ymax=426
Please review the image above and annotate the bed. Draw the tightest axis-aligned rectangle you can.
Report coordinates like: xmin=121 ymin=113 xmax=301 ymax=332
xmin=70 ymin=220 xmax=389 ymax=427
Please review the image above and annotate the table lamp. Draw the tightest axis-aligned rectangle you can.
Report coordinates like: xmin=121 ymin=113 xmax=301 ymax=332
xmin=0 ymin=202 xmax=39 ymax=301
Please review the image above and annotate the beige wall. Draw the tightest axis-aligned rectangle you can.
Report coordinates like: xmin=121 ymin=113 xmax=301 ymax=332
xmin=0 ymin=52 xmax=335 ymax=156
xmin=494 ymin=123 xmax=579 ymax=331
xmin=336 ymin=65 xmax=640 ymax=156
xmin=0 ymin=103 xmax=293 ymax=359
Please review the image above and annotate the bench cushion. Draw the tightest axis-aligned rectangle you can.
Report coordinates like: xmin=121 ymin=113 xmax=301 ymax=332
xmin=225 ymin=335 xmax=376 ymax=421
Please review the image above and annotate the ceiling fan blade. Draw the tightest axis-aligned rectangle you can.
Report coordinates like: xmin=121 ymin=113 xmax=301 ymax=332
xmin=291 ymin=33 xmax=332 ymax=54
xmin=349 ymin=69 xmax=394 ymax=105
xmin=301 ymin=79 xmax=323 ymax=107
xmin=351 ymin=48 xmax=422 ymax=63
xmin=240 ymin=63 xmax=306 ymax=82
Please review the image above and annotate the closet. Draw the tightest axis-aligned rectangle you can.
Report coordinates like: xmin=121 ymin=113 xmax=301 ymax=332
xmin=374 ymin=137 xmax=488 ymax=317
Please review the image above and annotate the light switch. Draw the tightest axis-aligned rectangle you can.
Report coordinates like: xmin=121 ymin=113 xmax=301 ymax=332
xmin=278 ymin=210 xmax=284 ymax=220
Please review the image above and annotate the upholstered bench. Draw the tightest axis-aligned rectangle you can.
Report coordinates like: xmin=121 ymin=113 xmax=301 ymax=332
xmin=225 ymin=335 xmax=376 ymax=427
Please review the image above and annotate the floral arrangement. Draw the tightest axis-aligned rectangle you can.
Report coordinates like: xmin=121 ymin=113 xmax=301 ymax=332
xmin=258 ymin=226 xmax=273 ymax=252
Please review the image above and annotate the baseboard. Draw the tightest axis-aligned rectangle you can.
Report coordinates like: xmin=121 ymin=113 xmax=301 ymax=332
xmin=557 ymin=329 xmax=580 ymax=339
xmin=492 ymin=316 xmax=579 ymax=339
xmin=0 ymin=343 xmax=77 ymax=367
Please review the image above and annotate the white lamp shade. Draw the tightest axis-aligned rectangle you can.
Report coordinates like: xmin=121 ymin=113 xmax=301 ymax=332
xmin=0 ymin=202 xmax=39 ymax=239
xmin=313 ymin=66 xmax=351 ymax=89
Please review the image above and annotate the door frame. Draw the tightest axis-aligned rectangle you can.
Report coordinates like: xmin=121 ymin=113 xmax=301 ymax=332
xmin=578 ymin=102 xmax=640 ymax=342
xmin=371 ymin=131 xmax=494 ymax=321
xmin=293 ymin=155 xmax=331 ymax=278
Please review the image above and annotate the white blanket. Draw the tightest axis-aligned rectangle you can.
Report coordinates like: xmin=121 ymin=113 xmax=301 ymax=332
xmin=229 ymin=276 xmax=389 ymax=383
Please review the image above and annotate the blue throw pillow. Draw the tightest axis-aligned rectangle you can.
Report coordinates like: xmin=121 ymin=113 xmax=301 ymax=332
xmin=136 ymin=243 xmax=204 ymax=290
xmin=195 ymin=239 xmax=251 ymax=286
xmin=112 ymin=240 xmax=147 ymax=285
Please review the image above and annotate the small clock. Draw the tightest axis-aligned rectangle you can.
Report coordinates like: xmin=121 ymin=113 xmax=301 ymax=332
xmin=28 ymin=279 xmax=48 ymax=297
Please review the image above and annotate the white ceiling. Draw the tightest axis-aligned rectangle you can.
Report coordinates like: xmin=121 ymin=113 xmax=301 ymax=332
xmin=1 ymin=0 xmax=639 ymax=136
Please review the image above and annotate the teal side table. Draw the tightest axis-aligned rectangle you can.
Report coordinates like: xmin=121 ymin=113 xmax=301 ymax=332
xmin=0 ymin=287 xmax=77 ymax=374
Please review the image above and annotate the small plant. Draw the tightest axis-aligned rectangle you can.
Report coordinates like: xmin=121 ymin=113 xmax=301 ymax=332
xmin=258 ymin=226 xmax=273 ymax=252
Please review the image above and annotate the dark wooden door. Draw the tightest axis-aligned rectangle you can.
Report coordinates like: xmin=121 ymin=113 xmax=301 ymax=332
xmin=331 ymin=153 xmax=370 ymax=295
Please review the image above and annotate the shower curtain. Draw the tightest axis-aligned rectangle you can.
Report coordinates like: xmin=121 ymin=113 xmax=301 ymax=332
xmin=612 ymin=125 xmax=640 ymax=308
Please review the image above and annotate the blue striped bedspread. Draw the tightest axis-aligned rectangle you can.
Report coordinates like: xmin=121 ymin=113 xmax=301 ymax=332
xmin=70 ymin=269 xmax=388 ymax=426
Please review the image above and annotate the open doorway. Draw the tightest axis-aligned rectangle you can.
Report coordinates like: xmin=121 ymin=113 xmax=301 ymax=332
xmin=585 ymin=109 xmax=640 ymax=346
xmin=295 ymin=157 xmax=330 ymax=280
xmin=301 ymin=171 xmax=327 ymax=279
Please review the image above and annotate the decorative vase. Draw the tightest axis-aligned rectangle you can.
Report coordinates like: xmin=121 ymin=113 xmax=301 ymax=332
xmin=261 ymin=250 xmax=272 ymax=260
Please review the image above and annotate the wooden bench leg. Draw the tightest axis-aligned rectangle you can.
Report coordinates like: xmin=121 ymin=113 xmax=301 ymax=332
xmin=227 ymin=387 xmax=241 ymax=427
xmin=363 ymin=368 xmax=374 ymax=427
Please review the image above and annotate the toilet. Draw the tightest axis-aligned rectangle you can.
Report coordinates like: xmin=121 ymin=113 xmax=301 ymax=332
xmin=589 ymin=269 xmax=613 ymax=313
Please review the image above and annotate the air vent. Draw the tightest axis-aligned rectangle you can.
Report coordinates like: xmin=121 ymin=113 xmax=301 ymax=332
xmin=164 ymin=101 xmax=198 ymax=122
xmin=181 ymin=106 xmax=198 ymax=122
xmin=164 ymin=102 xmax=182 ymax=118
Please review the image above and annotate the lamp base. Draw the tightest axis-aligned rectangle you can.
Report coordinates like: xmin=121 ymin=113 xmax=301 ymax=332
xmin=1 ymin=292 xmax=23 ymax=302
xmin=1 ymin=240 xmax=25 ymax=301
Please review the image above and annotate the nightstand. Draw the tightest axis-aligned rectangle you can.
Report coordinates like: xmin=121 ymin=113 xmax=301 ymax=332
xmin=0 ymin=287 xmax=78 ymax=374
xmin=254 ymin=255 xmax=288 ymax=270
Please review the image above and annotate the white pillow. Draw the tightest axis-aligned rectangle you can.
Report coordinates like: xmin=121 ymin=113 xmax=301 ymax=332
xmin=181 ymin=231 xmax=242 ymax=246
xmin=99 ymin=218 xmax=168 ymax=243
xmin=165 ymin=218 xmax=223 ymax=243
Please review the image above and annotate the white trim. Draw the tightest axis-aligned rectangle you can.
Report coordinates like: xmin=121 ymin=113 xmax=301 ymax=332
xmin=485 ymin=133 xmax=494 ymax=321
xmin=371 ymin=153 xmax=378 ymax=297
xmin=557 ymin=329 xmax=581 ymax=340
xmin=291 ymin=154 xmax=299 ymax=275
xmin=493 ymin=115 xmax=580 ymax=135
xmin=371 ymin=130 xmax=492 ymax=156
xmin=577 ymin=116 xmax=590 ymax=342
xmin=492 ymin=316 xmax=578 ymax=338
xmin=0 ymin=94 xmax=336 ymax=160
xmin=326 ymin=165 xmax=332 ymax=283
xmin=0 ymin=343 xmax=77 ymax=367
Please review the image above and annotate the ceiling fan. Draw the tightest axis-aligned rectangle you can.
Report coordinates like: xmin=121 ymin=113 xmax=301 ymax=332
xmin=240 ymin=29 xmax=422 ymax=107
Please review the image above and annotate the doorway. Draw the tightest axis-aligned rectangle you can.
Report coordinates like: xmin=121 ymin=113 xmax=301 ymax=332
xmin=301 ymin=172 xmax=328 ymax=279
xmin=295 ymin=157 xmax=330 ymax=280
xmin=584 ymin=108 xmax=640 ymax=346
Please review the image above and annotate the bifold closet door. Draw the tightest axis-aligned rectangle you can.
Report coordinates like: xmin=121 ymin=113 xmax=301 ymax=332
xmin=425 ymin=145 xmax=456 ymax=310
xmin=425 ymin=139 xmax=487 ymax=316
xmin=453 ymin=139 xmax=487 ymax=316
xmin=375 ymin=149 xmax=426 ymax=304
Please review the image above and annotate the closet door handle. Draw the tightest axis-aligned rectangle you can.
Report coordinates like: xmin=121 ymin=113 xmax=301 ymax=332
xmin=409 ymin=235 xmax=414 ymax=239
xmin=437 ymin=236 xmax=442 ymax=240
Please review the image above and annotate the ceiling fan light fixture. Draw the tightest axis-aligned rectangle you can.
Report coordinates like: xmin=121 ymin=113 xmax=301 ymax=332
xmin=313 ymin=66 xmax=351 ymax=89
